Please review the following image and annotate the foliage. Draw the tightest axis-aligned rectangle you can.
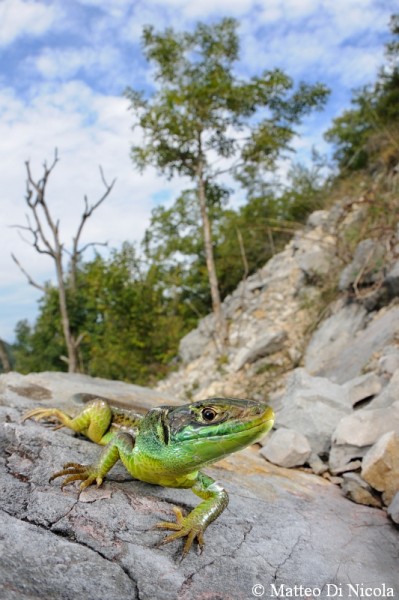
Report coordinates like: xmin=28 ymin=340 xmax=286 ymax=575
xmin=325 ymin=14 xmax=399 ymax=171
xmin=125 ymin=17 xmax=329 ymax=342
xmin=143 ymin=161 xmax=327 ymax=318
xmin=13 ymin=245 xmax=184 ymax=385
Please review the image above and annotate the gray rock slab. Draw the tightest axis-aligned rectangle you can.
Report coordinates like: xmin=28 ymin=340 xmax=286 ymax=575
xmin=304 ymin=302 xmax=367 ymax=379
xmin=1 ymin=375 xmax=398 ymax=599
xmin=332 ymin=402 xmax=399 ymax=447
xmin=0 ymin=370 xmax=179 ymax=413
xmin=329 ymin=444 xmax=369 ymax=475
xmin=307 ymin=306 xmax=399 ymax=383
xmin=387 ymin=492 xmax=399 ymax=525
xmin=178 ymin=315 xmax=214 ymax=363
xmin=339 ymin=239 xmax=385 ymax=291
xmin=341 ymin=472 xmax=382 ymax=508
xmin=368 ymin=369 xmax=399 ymax=409
xmin=231 ymin=330 xmax=287 ymax=372
xmin=361 ymin=431 xmax=399 ymax=505
xmin=385 ymin=259 xmax=399 ymax=296
xmin=275 ymin=369 xmax=352 ymax=455
xmin=259 ymin=428 xmax=311 ymax=468
xmin=343 ymin=372 xmax=382 ymax=407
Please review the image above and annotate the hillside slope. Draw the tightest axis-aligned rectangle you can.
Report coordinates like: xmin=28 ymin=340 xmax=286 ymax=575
xmin=157 ymin=174 xmax=399 ymax=516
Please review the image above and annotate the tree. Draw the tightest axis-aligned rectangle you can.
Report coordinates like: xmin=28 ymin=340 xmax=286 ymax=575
xmin=0 ymin=339 xmax=11 ymax=373
xmin=325 ymin=14 xmax=399 ymax=171
xmin=11 ymin=150 xmax=115 ymax=372
xmin=125 ymin=18 xmax=329 ymax=348
xmin=13 ymin=245 xmax=185 ymax=384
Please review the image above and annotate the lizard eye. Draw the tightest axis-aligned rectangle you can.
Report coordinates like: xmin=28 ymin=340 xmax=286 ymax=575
xmin=201 ymin=407 xmax=217 ymax=422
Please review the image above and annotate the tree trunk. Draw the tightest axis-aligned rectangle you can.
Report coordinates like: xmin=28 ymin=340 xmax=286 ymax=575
xmin=197 ymin=158 xmax=228 ymax=349
xmin=0 ymin=339 xmax=11 ymax=373
xmin=55 ymin=255 xmax=78 ymax=373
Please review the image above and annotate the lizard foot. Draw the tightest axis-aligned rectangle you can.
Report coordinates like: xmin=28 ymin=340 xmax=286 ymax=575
xmin=154 ymin=506 xmax=205 ymax=560
xmin=49 ymin=462 xmax=103 ymax=490
xmin=22 ymin=408 xmax=67 ymax=430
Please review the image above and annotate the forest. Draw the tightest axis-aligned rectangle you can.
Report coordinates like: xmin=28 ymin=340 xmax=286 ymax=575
xmin=2 ymin=15 xmax=398 ymax=385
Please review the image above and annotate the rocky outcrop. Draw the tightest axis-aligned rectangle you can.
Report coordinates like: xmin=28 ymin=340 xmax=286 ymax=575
xmin=361 ymin=432 xmax=399 ymax=505
xmin=1 ymin=372 xmax=398 ymax=599
xmin=259 ymin=427 xmax=311 ymax=468
xmin=157 ymin=196 xmax=399 ymax=528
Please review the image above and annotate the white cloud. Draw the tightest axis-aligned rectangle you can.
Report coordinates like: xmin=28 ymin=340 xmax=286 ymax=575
xmin=0 ymin=0 xmax=57 ymax=46
xmin=0 ymin=81 xmax=189 ymax=340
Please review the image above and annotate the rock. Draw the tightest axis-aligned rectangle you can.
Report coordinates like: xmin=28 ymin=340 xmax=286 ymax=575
xmin=368 ymin=369 xmax=399 ymax=409
xmin=259 ymin=428 xmax=311 ymax=468
xmin=306 ymin=210 xmax=329 ymax=228
xmin=292 ymin=219 xmax=336 ymax=280
xmin=304 ymin=302 xmax=367 ymax=379
xmin=361 ymin=431 xmax=399 ymax=505
xmin=340 ymin=472 xmax=379 ymax=505
xmin=339 ymin=239 xmax=385 ymax=291
xmin=231 ymin=330 xmax=287 ymax=372
xmin=341 ymin=472 xmax=382 ymax=508
xmin=178 ymin=315 xmax=214 ymax=363
xmin=378 ymin=348 xmax=399 ymax=377
xmin=387 ymin=492 xmax=399 ymax=525
xmin=385 ymin=259 xmax=399 ymax=296
xmin=332 ymin=402 xmax=399 ymax=447
xmin=1 ymin=373 xmax=399 ymax=598
xmin=307 ymin=305 xmax=399 ymax=383
xmin=329 ymin=444 xmax=368 ymax=475
xmin=343 ymin=372 xmax=382 ymax=407
xmin=275 ymin=369 xmax=352 ymax=455
xmin=307 ymin=453 xmax=329 ymax=475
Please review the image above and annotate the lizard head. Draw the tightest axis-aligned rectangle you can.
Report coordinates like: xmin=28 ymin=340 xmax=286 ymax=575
xmin=139 ymin=398 xmax=274 ymax=471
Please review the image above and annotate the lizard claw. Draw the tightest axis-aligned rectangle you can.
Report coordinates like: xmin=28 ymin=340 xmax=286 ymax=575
xmin=49 ymin=463 xmax=103 ymax=490
xmin=154 ymin=506 xmax=206 ymax=559
xmin=22 ymin=408 xmax=68 ymax=429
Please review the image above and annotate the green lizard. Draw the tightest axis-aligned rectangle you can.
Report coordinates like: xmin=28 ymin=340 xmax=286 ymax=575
xmin=23 ymin=395 xmax=274 ymax=558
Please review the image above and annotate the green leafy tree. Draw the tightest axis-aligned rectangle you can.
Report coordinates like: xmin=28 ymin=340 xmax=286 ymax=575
xmin=13 ymin=245 xmax=185 ymax=385
xmin=125 ymin=18 xmax=329 ymax=347
xmin=325 ymin=14 xmax=399 ymax=171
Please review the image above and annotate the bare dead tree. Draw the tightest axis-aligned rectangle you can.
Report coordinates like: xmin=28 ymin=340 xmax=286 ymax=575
xmin=11 ymin=149 xmax=115 ymax=373
xmin=0 ymin=339 xmax=11 ymax=373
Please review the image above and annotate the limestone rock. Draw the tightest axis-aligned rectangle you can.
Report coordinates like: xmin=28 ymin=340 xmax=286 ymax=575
xmin=368 ymin=368 xmax=399 ymax=409
xmin=178 ymin=315 xmax=214 ymax=363
xmin=341 ymin=472 xmax=382 ymax=508
xmin=275 ymin=368 xmax=352 ymax=455
xmin=0 ymin=374 xmax=397 ymax=600
xmin=231 ymin=330 xmax=287 ymax=372
xmin=361 ymin=431 xmax=399 ymax=505
xmin=259 ymin=428 xmax=311 ymax=468
xmin=332 ymin=402 xmax=399 ymax=447
xmin=329 ymin=444 xmax=368 ymax=475
xmin=307 ymin=453 xmax=329 ymax=475
xmin=339 ymin=239 xmax=385 ymax=291
xmin=385 ymin=259 xmax=399 ymax=297
xmin=2 ymin=372 xmax=399 ymax=599
xmin=378 ymin=349 xmax=399 ymax=377
xmin=307 ymin=305 xmax=399 ymax=383
xmin=387 ymin=492 xmax=399 ymax=525
xmin=304 ymin=302 xmax=367 ymax=380
xmin=343 ymin=372 xmax=382 ymax=407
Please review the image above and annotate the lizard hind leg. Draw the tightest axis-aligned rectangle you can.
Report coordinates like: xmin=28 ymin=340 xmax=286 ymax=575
xmin=22 ymin=398 xmax=113 ymax=445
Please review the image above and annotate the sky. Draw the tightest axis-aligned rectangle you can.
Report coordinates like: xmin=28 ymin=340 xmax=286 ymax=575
xmin=0 ymin=0 xmax=394 ymax=343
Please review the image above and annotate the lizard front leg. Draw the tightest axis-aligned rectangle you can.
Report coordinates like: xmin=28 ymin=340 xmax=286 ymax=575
xmin=49 ymin=431 xmax=135 ymax=489
xmin=155 ymin=472 xmax=228 ymax=559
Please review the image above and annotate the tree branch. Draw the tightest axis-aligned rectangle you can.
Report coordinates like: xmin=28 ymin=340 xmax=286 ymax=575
xmin=11 ymin=253 xmax=46 ymax=292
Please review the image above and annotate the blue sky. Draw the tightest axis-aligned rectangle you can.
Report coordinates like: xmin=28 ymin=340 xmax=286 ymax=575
xmin=0 ymin=0 xmax=394 ymax=343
